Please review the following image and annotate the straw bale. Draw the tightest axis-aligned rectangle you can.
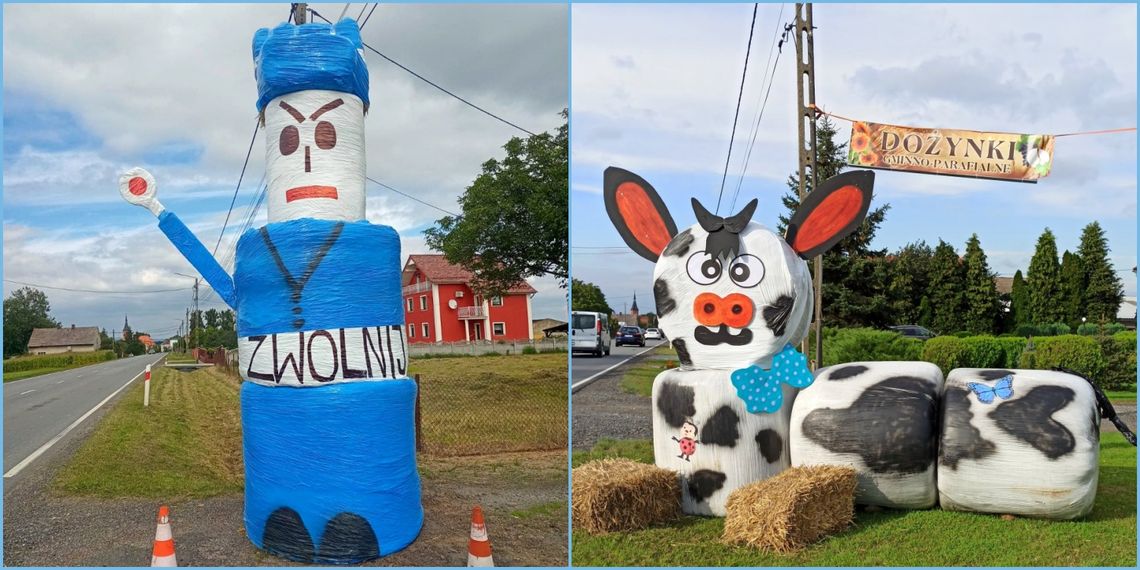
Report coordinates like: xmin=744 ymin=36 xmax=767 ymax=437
xmin=572 ymin=459 xmax=681 ymax=534
xmin=722 ymin=465 xmax=856 ymax=552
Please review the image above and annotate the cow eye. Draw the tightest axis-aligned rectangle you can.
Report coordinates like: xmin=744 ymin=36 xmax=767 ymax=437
xmin=728 ymin=254 xmax=765 ymax=288
xmin=686 ymin=251 xmax=721 ymax=285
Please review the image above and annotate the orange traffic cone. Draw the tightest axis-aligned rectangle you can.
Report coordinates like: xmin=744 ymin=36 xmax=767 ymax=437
xmin=466 ymin=506 xmax=494 ymax=567
xmin=150 ymin=505 xmax=177 ymax=567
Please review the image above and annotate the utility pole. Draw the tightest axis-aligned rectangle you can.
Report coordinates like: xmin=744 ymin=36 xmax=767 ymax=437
xmin=293 ymin=2 xmax=307 ymax=24
xmin=793 ymin=3 xmax=822 ymax=370
xmin=193 ymin=278 xmax=200 ymax=351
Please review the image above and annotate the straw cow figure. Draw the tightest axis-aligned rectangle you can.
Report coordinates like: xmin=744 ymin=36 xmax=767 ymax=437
xmin=603 ymin=166 xmax=875 ymax=515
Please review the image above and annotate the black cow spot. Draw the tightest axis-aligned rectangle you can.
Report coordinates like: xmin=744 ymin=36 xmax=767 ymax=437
xmin=990 ymin=385 xmax=1077 ymax=459
xmin=940 ymin=387 xmax=997 ymax=470
xmin=756 ymin=429 xmax=783 ymax=463
xmin=762 ymin=294 xmax=795 ymax=337
xmin=828 ymin=365 xmax=868 ymax=381
xmin=654 ymin=278 xmax=676 ymax=317
xmin=662 ymin=228 xmax=694 ymax=257
xmin=672 ymin=338 xmax=692 ymax=366
xmin=656 ymin=381 xmax=696 ymax=428
xmin=976 ymin=369 xmax=1016 ymax=381
xmin=699 ymin=406 xmax=740 ymax=448
xmin=686 ymin=470 xmax=726 ymax=503
xmin=802 ymin=376 xmax=938 ymax=474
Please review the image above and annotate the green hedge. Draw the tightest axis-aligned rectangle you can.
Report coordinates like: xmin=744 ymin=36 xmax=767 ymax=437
xmin=3 ymin=350 xmax=115 ymax=372
xmin=823 ymin=328 xmax=923 ymax=367
xmin=1020 ymin=335 xmax=1106 ymax=381
xmin=1077 ymin=322 xmax=1127 ymax=336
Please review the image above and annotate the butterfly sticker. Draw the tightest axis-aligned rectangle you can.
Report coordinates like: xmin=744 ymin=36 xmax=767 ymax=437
xmin=967 ymin=375 xmax=1014 ymax=405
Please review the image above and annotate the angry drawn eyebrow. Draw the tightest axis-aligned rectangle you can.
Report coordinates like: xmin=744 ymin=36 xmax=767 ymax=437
xmin=279 ymin=101 xmax=305 ymax=123
xmin=310 ymin=98 xmax=345 ymax=121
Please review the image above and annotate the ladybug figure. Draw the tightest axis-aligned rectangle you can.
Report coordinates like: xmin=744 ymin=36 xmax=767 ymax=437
xmin=672 ymin=420 xmax=699 ymax=461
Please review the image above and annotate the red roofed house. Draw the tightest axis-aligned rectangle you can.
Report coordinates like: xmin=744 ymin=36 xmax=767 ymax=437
xmin=402 ymin=254 xmax=536 ymax=343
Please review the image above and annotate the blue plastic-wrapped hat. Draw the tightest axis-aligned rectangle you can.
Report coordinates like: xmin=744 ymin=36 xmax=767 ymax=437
xmin=252 ymin=18 xmax=369 ymax=112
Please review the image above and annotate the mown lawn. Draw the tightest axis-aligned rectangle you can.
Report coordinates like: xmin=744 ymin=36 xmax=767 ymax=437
xmin=54 ymin=367 xmax=244 ymax=498
xmin=572 ymin=433 xmax=1137 ymax=566
xmin=410 ymin=353 xmax=568 ymax=456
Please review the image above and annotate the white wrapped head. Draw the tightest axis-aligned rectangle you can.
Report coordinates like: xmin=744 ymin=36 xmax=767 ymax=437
xmin=263 ymin=89 xmax=367 ymax=222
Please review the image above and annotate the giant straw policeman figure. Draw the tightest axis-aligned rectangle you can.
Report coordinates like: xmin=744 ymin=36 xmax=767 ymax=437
xmin=119 ymin=18 xmax=422 ymax=563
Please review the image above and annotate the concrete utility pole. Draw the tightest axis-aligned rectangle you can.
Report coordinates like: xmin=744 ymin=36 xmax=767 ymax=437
xmin=293 ymin=3 xmax=307 ymax=24
xmin=193 ymin=278 xmax=200 ymax=351
xmin=793 ymin=3 xmax=823 ymax=370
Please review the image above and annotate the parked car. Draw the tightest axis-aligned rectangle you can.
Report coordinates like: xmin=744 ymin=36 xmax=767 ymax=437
xmin=616 ymin=326 xmax=646 ymax=347
xmin=644 ymin=327 xmax=663 ymax=340
xmin=571 ymin=311 xmax=611 ymax=357
xmin=889 ymin=325 xmax=937 ymax=340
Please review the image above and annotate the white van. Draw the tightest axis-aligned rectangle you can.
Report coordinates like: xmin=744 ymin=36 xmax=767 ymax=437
xmin=571 ymin=311 xmax=612 ymax=357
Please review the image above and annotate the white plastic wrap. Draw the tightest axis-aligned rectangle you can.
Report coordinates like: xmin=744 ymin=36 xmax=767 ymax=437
xmin=937 ymin=368 xmax=1099 ymax=520
xmin=790 ymin=361 xmax=942 ymax=509
xmin=652 ymin=367 xmax=797 ymax=516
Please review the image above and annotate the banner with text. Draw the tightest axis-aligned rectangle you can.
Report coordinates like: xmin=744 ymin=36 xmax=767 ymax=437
xmin=847 ymin=120 xmax=1054 ymax=183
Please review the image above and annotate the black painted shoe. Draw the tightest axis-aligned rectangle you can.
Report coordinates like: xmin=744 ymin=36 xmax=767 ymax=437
xmin=316 ymin=512 xmax=380 ymax=564
xmin=262 ymin=507 xmax=315 ymax=563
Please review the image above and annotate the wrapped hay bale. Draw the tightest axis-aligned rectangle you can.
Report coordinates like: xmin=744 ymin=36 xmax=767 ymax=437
xmin=572 ymin=459 xmax=681 ymax=534
xmin=938 ymin=368 xmax=1100 ymax=520
xmin=723 ymin=465 xmax=856 ymax=552
xmin=789 ymin=362 xmax=942 ymax=509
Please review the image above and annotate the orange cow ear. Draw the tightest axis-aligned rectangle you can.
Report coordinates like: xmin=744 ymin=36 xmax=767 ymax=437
xmin=785 ymin=170 xmax=874 ymax=259
xmin=604 ymin=167 xmax=678 ymax=262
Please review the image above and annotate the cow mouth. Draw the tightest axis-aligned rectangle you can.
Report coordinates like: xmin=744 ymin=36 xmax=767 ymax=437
xmin=694 ymin=325 xmax=752 ymax=346
xmin=285 ymin=185 xmax=338 ymax=202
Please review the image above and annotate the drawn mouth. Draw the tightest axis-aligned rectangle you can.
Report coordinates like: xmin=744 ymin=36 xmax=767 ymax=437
xmin=286 ymin=185 xmax=338 ymax=202
xmin=694 ymin=325 xmax=752 ymax=346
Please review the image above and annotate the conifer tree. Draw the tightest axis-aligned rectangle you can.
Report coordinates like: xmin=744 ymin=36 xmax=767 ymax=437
xmin=929 ymin=240 xmax=966 ymax=334
xmin=962 ymin=234 xmax=999 ymax=334
xmin=1027 ymin=228 xmax=1064 ymax=324
xmin=1076 ymin=221 xmax=1124 ymax=324
xmin=1059 ymin=250 xmax=1085 ymax=329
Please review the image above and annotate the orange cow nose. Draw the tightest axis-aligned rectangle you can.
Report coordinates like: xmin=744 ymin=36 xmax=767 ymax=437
xmin=693 ymin=292 xmax=754 ymax=328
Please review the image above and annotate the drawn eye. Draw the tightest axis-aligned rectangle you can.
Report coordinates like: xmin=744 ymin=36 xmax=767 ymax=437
xmin=728 ymin=254 xmax=765 ymax=288
xmin=280 ymin=125 xmax=300 ymax=156
xmin=315 ymin=121 xmax=337 ymax=150
xmin=686 ymin=251 xmax=722 ymax=285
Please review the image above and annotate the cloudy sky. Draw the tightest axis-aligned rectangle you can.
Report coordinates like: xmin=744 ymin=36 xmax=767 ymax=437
xmin=572 ymin=3 xmax=1137 ymax=316
xmin=4 ymin=3 xmax=568 ymax=339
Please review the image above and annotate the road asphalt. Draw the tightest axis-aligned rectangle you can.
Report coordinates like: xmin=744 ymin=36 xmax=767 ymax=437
xmin=570 ymin=340 xmax=666 ymax=383
xmin=4 ymin=353 xmax=166 ymax=476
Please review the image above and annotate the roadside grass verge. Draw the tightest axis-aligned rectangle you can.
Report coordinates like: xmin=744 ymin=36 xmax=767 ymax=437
xmin=618 ymin=345 xmax=677 ymax=397
xmin=4 ymin=367 xmax=71 ymax=382
xmin=571 ymin=433 xmax=1136 ymax=566
xmin=53 ymin=367 xmax=243 ymax=499
xmin=410 ymin=353 xmax=567 ymax=456
xmin=1107 ymin=384 xmax=1136 ymax=405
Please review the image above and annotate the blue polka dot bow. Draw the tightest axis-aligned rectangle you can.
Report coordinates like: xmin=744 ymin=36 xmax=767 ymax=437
xmin=730 ymin=344 xmax=814 ymax=414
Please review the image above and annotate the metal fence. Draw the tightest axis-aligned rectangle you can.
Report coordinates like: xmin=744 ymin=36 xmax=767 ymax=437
xmin=411 ymin=351 xmax=568 ymax=457
xmin=407 ymin=336 xmax=567 ymax=357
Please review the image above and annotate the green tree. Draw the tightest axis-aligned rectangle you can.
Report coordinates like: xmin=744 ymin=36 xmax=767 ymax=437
xmin=1027 ymin=228 xmax=1064 ymax=324
xmin=3 ymin=287 xmax=60 ymax=358
xmin=928 ymin=240 xmax=965 ymax=334
xmin=1077 ymin=221 xmax=1124 ymax=324
xmin=777 ymin=116 xmax=892 ymax=328
xmin=571 ymin=279 xmax=613 ymax=315
xmin=1059 ymin=250 xmax=1085 ymax=329
xmin=961 ymin=234 xmax=999 ymax=334
xmin=888 ymin=241 xmax=934 ymax=324
xmin=204 ymin=308 xmax=220 ymax=329
xmin=1010 ymin=270 xmax=1030 ymax=329
xmin=99 ymin=328 xmax=114 ymax=351
xmin=425 ymin=110 xmax=568 ymax=296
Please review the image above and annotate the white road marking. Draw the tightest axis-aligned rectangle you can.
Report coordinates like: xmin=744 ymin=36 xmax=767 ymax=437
xmin=571 ymin=343 xmax=662 ymax=393
xmin=56 ymin=381 xmax=64 ymax=384
xmin=4 ymin=367 xmax=148 ymax=479
xmin=19 ymin=389 xmax=36 ymax=395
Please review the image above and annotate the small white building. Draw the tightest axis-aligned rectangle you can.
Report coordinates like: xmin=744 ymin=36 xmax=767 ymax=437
xmin=26 ymin=325 xmax=100 ymax=355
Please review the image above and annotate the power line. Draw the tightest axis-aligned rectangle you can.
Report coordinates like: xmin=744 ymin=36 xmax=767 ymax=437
xmin=360 ymin=3 xmax=379 ymax=30
xmin=213 ymin=119 xmax=261 ymax=255
xmin=715 ymin=3 xmax=759 ymax=215
xmin=729 ymin=5 xmax=789 ymax=213
xmin=309 ymin=8 xmax=536 ymax=136
xmin=4 ymin=279 xmax=193 ymax=295
xmin=366 ymin=176 xmax=459 ymax=216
